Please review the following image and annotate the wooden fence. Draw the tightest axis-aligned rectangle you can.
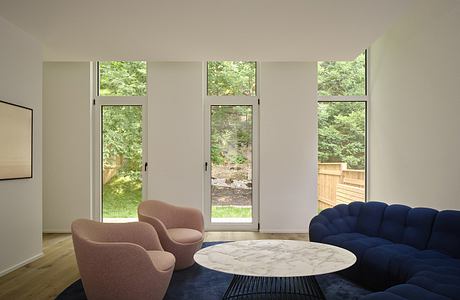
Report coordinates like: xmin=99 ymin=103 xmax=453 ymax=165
xmin=318 ymin=163 xmax=365 ymax=211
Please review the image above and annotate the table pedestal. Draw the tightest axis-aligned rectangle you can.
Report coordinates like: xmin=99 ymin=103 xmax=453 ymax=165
xmin=223 ymin=275 xmax=325 ymax=300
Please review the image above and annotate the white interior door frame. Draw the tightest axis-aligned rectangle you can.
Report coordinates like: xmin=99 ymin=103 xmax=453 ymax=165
xmin=91 ymin=63 xmax=148 ymax=221
xmin=203 ymin=96 xmax=260 ymax=231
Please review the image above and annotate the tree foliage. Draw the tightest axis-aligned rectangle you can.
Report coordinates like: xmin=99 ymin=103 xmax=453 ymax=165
xmin=318 ymin=102 xmax=365 ymax=169
xmin=207 ymin=62 xmax=256 ymax=165
xmin=318 ymin=52 xmax=366 ymax=96
xmin=317 ymin=52 xmax=367 ymax=170
xmin=211 ymin=106 xmax=252 ymax=165
xmin=99 ymin=61 xmax=147 ymax=96
xmin=208 ymin=61 xmax=256 ymax=96
xmin=102 ymin=106 xmax=143 ymax=179
xmin=99 ymin=62 xmax=146 ymax=218
xmin=99 ymin=61 xmax=146 ymax=182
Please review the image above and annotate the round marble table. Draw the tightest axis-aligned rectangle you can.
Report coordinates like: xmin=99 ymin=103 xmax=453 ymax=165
xmin=194 ymin=240 xmax=356 ymax=299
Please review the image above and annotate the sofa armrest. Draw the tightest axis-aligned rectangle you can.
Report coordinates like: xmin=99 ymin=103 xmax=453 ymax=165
xmin=309 ymin=215 xmax=334 ymax=242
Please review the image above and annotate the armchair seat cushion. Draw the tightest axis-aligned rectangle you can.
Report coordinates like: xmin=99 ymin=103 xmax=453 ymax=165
xmin=147 ymin=251 xmax=176 ymax=271
xmin=167 ymin=228 xmax=203 ymax=244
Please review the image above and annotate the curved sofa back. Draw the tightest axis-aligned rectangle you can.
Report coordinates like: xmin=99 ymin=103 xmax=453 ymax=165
xmin=310 ymin=201 xmax=460 ymax=258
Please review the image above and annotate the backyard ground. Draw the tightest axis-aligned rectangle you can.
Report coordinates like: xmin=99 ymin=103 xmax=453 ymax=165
xmin=103 ymin=164 xmax=253 ymax=219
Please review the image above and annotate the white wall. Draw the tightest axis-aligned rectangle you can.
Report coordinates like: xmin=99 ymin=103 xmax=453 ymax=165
xmin=0 ymin=16 xmax=43 ymax=276
xmin=147 ymin=62 xmax=203 ymax=210
xmin=369 ymin=0 xmax=460 ymax=210
xmin=259 ymin=62 xmax=317 ymax=233
xmin=42 ymin=62 xmax=92 ymax=232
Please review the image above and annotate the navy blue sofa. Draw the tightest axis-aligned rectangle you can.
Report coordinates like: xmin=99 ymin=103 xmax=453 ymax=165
xmin=309 ymin=201 xmax=460 ymax=300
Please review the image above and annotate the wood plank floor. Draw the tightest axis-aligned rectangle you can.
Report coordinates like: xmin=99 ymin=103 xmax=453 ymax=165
xmin=0 ymin=232 xmax=308 ymax=300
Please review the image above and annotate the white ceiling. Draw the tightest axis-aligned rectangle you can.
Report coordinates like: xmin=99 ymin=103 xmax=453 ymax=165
xmin=0 ymin=0 xmax=414 ymax=61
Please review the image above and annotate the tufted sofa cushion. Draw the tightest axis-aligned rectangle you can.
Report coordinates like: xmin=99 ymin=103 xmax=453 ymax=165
xmin=362 ymin=284 xmax=452 ymax=300
xmin=427 ymin=210 xmax=460 ymax=258
xmin=378 ymin=204 xmax=410 ymax=243
xmin=356 ymin=202 xmax=387 ymax=237
xmin=401 ymin=207 xmax=437 ymax=249
xmin=407 ymin=270 xmax=460 ymax=299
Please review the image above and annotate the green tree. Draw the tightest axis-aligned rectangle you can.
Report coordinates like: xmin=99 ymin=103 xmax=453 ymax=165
xmin=318 ymin=52 xmax=366 ymax=96
xmin=317 ymin=52 xmax=366 ymax=169
xmin=211 ymin=106 xmax=252 ymax=165
xmin=99 ymin=62 xmax=146 ymax=218
xmin=99 ymin=62 xmax=146 ymax=180
xmin=99 ymin=61 xmax=147 ymax=96
xmin=102 ymin=106 xmax=142 ymax=180
xmin=318 ymin=102 xmax=366 ymax=169
xmin=207 ymin=62 xmax=256 ymax=165
xmin=207 ymin=61 xmax=256 ymax=96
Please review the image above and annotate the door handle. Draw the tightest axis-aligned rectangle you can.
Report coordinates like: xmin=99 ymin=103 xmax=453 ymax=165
xmin=144 ymin=162 xmax=148 ymax=172
xmin=205 ymin=162 xmax=208 ymax=171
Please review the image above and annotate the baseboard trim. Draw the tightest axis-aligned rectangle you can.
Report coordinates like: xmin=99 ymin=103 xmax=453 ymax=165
xmin=259 ymin=229 xmax=309 ymax=234
xmin=43 ymin=229 xmax=71 ymax=233
xmin=0 ymin=252 xmax=43 ymax=277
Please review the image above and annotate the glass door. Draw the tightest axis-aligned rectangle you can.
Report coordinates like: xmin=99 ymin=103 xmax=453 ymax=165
xmin=101 ymin=105 xmax=144 ymax=222
xmin=204 ymin=98 xmax=259 ymax=230
xmin=94 ymin=99 xmax=147 ymax=223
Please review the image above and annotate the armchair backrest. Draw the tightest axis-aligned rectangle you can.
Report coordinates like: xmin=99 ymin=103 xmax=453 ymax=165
xmin=71 ymin=219 xmax=169 ymax=300
xmin=138 ymin=200 xmax=177 ymax=228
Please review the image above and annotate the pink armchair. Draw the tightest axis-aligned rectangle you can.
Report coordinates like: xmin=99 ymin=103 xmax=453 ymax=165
xmin=71 ymin=219 xmax=175 ymax=300
xmin=138 ymin=200 xmax=204 ymax=270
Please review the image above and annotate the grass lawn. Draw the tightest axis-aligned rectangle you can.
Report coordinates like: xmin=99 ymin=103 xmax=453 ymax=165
xmin=103 ymin=176 xmax=142 ymax=218
xmin=212 ymin=205 xmax=252 ymax=218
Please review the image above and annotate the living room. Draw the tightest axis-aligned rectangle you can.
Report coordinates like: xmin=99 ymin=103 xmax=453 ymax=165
xmin=0 ymin=0 xmax=459 ymax=299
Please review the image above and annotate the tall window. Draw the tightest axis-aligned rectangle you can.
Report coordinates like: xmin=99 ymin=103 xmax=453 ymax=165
xmin=204 ymin=61 xmax=259 ymax=230
xmin=317 ymin=52 xmax=367 ymax=211
xmin=95 ymin=61 xmax=147 ymax=222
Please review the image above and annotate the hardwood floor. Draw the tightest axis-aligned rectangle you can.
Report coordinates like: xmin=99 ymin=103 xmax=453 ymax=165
xmin=0 ymin=232 xmax=308 ymax=300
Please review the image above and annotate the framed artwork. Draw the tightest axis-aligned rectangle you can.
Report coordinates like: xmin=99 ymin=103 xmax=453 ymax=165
xmin=0 ymin=100 xmax=33 ymax=180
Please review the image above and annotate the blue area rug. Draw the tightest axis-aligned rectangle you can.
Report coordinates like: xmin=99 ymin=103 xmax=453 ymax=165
xmin=57 ymin=242 xmax=371 ymax=300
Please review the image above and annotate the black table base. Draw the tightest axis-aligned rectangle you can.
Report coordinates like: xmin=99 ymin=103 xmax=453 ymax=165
xmin=222 ymin=275 xmax=325 ymax=300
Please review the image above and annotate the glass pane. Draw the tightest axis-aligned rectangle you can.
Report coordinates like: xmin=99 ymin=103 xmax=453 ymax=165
xmin=318 ymin=52 xmax=366 ymax=96
xmin=317 ymin=102 xmax=366 ymax=212
xmin=99 ymin=61 xmax=147 ymax=96
xmin=207 ymin=61 xmax=256 ymax=96
xmin=211 ymin=105 xmax=253 ymax=223
xmin=102 ymin=105 xmax=143 ymax=221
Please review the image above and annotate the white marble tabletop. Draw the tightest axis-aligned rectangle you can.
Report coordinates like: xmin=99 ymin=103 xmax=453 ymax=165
xmin=194 ymin=240 xmax=356 ymax=277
